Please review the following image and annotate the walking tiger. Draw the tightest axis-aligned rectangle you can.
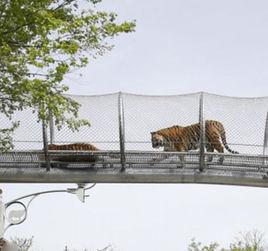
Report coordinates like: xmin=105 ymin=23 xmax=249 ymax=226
xmin=151 ymin=120 xmax=238 ymax=163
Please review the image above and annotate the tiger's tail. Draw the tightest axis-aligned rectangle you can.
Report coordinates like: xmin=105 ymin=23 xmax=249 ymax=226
xmin=216 ymin=121 xmax=239 ymax=154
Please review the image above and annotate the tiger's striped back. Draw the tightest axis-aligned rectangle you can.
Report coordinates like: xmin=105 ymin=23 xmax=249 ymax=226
xmin=48 ymin=143 xmax=98 ymax=151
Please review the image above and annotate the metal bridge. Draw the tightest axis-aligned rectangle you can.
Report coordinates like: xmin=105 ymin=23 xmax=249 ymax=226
xmin=0 ymin=92 xmax=268 ymax=187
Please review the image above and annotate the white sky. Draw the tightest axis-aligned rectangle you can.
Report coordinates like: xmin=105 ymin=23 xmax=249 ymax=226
xmin=3 ymin=0 xmax=268 ymax=250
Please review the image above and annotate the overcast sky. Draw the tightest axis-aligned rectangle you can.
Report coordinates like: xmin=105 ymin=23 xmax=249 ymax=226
xmin=3 ymin=0 xmax=268 ymax=250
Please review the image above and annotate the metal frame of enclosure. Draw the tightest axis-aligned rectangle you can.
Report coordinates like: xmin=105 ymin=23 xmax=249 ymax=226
xmin=0 ymin=92 xmax=268 ymax=186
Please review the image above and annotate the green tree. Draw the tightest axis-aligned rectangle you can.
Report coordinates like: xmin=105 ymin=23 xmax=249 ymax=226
xmin=0 ymin=0 xmax=135 ymax=150
xmin=228 ymin=230 xmax=266 ymax=251
xmin=11 ymin=236 xmax=33 ymax=251
xmin=188 ymin=231 xmax=267 ymax=251
xmin=188 ymin=238 xmax=219 ymax=251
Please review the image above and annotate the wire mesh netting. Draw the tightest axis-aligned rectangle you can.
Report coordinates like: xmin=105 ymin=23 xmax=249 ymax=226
xmin=122 ymin=92 xmax=200 ymax=151
xmin=0 ymin=93 xmax=120 ymax=151
xmin=0 ymin=92 xmax=268 ymax=176
xmin=0 ymin=108 xmax=43 ymax=150
xmin=53 ymin=93 xmax=120 ymax=150
xmin=203 ymin=93 xmax=268 ymax=172
xmin=203 ymin=93 xmax=268 ymax=155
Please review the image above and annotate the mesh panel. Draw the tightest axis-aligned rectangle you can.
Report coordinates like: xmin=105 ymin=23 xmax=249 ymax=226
xmin=52 ymin=93 xmax=119 ymax=150
xmin=0 ymin=94 xmax=120 ymax=151
xmin=0 ymin=109 xmax=42 ymax=150
xmin=203 ymin=93 xmax=268 ymax=155
xmin=122 ymin=93 xmax=200 ymax=150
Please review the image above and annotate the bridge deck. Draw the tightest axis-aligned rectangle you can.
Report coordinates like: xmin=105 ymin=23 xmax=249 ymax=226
xmin=0 ymin=151 xmax=268 ymax=187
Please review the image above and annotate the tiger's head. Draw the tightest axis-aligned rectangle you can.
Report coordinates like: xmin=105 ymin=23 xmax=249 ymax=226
xmin=151 ymin=132 xmax=164 ymax=149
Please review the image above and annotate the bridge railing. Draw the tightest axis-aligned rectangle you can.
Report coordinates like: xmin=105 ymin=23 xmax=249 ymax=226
xmin=0 ymin=92 xmax=268 ymax=173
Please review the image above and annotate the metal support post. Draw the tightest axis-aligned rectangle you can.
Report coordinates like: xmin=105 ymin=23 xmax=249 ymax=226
xmin=199 ymin=92 xmax=205 ymax=171
xmin=49 ymin=110 xmax=55 ymax=144
xmin=0 ymin=189 xmax=4 ymax=239
xmin=42 ymin=121 xmax=50 ymax=171
xmin=118 ymin=92 xmax=126 ymax=171
xmin=262 ymin=112 xmax=268 ymax=167
xmin=0 ymin=190 xmax=19 ymax=250
xmin=263 ymin=112 xmax=268 ymax=156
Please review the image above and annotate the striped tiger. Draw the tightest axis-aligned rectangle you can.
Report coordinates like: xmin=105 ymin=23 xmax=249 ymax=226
xmin=48 ymin=143 xmax=98 ymax=151
xmin=46 ymin=143 xmax=99 ymax=165
xmin=151 ymin=120 xmax=238 ymax=163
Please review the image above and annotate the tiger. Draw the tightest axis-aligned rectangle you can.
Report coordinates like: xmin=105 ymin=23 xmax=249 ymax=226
xmin=46 ymin=143 xmax=99 ymax=167
xmin=48 ymin=143 xmax=98 ymax=151
xmin=151 ymin=120 xmax=238 ymax=163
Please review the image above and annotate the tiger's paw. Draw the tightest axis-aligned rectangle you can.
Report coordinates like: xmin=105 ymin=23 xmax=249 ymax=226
xmin=218 ymin=157 xmax=224 ymax=164
xmin=176 ymin=163 xmax=185 ymax=168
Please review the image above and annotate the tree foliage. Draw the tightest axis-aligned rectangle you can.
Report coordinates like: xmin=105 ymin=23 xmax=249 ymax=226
xmin=228 ymin=231 xmax=266 ymax=251
xmin=11 ymin=236 xmax=33 ymax=251
xmin=188 ymin=239 xmax=220 ymax=251
xmin=188 ymin=231 xmax=267 ymax=251
xmin=0 ymin=0 xmax=135 ymax=150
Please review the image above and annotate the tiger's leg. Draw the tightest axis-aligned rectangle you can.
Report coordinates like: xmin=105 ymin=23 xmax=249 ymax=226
xmin=213 ymin=141 xmax=224 ymax=163
xmin=177 ymin=154 xmax=185 ymax=168
xmin=176 ymin=145 xmax=185 ymax=168
xmin=162 ymin=143 xmax=185 ymax=168
xmin=205 ymin=144 xmax=214 ymax=162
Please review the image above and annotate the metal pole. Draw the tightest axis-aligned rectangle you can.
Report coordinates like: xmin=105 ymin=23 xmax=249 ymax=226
xmin=261 ymin=112 xmax=268 ymax=168
xmin=199 ymin=92 xmax=205 ymax=171
xmin=263 ymin=112 xmax=268 ymax=156
xmin=0 ymin=190 xmax=19 ymax=250
xmin=49 ymin=110 xmax=55 ymax=144
xmin=118 ymin=92 xmax=126 ymax=171
xmin=42 ymin=121 xmax=50 ymax=171
xmin=0 ymin=189 xmax=4 ymax=239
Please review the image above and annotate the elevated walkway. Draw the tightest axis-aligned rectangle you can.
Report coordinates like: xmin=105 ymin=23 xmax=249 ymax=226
xmin=0 ymin=92 xmax=268 ymax=186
